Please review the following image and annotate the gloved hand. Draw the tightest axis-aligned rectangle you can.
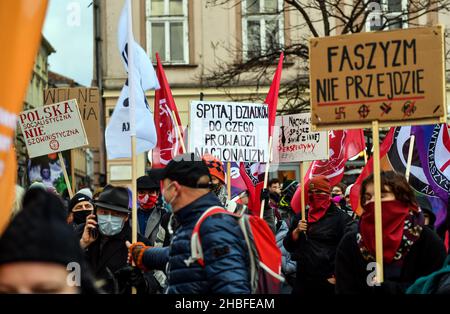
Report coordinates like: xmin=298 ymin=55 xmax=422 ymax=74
xmin=114 ymin=265 xmax=148 ymax=294
xmin=127 ymin=241 xmax=151 ymax=270
xmin=260 ymin=188 xmax=270 ymax=202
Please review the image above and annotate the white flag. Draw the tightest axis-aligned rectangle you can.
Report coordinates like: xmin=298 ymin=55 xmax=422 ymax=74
xmin=105 ymin=0 xmax=159 ymax=159
xmin=117 ymin=1 xmax=159 ymax=91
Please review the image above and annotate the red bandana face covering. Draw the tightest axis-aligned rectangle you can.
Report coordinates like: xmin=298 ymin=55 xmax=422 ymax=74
xmin=307 ymin=193 xmax=331 ymax=223
xmin=359 ymin=200 xmax=411 ymax=263
xmin=138 ymin=194 xmax=158 ymax=210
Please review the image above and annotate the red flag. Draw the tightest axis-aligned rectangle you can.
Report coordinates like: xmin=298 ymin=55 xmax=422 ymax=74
xmin=291 ymin=129 xmax=365 ymax=215
xmin=266 ymin=52 xmax=284 ymax=138
xmin=239 ymin=162 xmax=266 ymax=217
xmin=152 ymin=53 xmax=183 ymax=168
xmin=239 ymin=53 xmax=284 ymax=216
xmin=349 ymin=128 xmax=395 ymax=216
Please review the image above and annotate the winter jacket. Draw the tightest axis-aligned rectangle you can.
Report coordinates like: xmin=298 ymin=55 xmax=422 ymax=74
xmin=335 ymin=227 xmax=447 ymax=294
xmin=406 ymin=255 xmax=450 ymax=294
xmin=137 ymin=205 xmax=164 ymax=245
xmin=276 ymin=220 xmax=297 ymax=276
xmin=77 ymin=223 xmax=158 ymax=294
xmin=141 ymin=192 xmax=251 ymax=294
xmin=284 ymin=203 xmax=354 ymax=294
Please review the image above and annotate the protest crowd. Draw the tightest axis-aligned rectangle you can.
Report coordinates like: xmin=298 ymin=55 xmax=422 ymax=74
xmin=1 ymin=151 xmax=450 ymax=295
xmin=2 ymin=0 xmax=450 ymax=297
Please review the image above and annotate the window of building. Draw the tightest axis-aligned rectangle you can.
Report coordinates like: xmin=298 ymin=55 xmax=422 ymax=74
xmin=366 ymin=0 xmax=408 ymax=32
xmin=242 ymin=0 xmax=284 ymax=60
xmin=146 ymin=0 xmax=188 ymax=64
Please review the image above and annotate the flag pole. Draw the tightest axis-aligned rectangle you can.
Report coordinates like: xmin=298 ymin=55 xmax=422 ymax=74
xmin=260 ymin=135 xmax=273 ymax=219
xmin=227 ymin=162 xmax=231 ymax=201
xmin=300 ymin=162 xmax=306 ymax=221
xmin=58 ymin=152 xmax=73 ymax=198
xmin=126 ymin=0 xmax=137 ymax=244
xmin=372 ymin=120 xmax=384 ymax=284
xmin=405 ymin=135 xmax=416 ymax=182
xmin=131 ymin=137 xmax=138 ymax=243
xmin=127 ymin=0 xmax=138 ymax=294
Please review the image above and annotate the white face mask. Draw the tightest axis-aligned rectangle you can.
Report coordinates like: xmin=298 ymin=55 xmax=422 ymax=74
xmin=97 ymin=214 xmax=125 ymax=236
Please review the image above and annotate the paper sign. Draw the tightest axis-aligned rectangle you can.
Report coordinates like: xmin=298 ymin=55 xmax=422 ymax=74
xmin=274 ymin=113 xmax=328 ymax=162
xmin=189 ymin=101 xmax=269 ymax=162
xmin=18 ymin=99 xmax=88 ymax=158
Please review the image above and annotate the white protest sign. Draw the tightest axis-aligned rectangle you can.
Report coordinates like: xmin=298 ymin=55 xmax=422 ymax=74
xmin=274 ymin=113 xmax=328 ymax=162
xmin=189 ymin=101 xmax=269 ymax=162
xmin=18 ymin=99 xmax=88 ymax=158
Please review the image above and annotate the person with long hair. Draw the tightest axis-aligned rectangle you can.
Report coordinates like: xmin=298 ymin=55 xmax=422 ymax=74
xmin=335 ymin=171 xmax=447 ymax=294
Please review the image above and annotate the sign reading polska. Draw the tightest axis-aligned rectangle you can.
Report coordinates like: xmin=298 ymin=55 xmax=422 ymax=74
xmin=275 ymin=113 xmax=328 ymax=162
xmin=18 ymin=99 xmax=88 ymax=158
xmin=189 ymin=101 xmax=269 ymax=162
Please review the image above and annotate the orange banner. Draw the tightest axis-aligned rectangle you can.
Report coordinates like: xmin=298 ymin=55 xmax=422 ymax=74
xmin=0 ymin=0 xmax=49 ymax=235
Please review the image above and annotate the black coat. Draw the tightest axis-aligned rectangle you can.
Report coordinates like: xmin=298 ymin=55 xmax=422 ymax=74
xmin=335 ymin=227 xmax=447 ymax=294
xmin=283 ymin=204 xmax=353 ymax=294
xmin=78 ymin=223 xmax=154 ymax=294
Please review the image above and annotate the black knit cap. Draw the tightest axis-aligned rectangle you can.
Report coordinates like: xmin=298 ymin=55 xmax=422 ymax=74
xmin=0 ymin=189 xmax=83 ymax=266
xmin=137 ymin=175 xmax=160 ymax=190
xmin=68 ymin=192 xmax=92 ymax=212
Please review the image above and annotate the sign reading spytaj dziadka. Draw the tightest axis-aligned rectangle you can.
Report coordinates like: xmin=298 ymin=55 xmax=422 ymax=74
xmin=274 ymin=113 xmax=328 ymax=163
xmin=18 ymin=99 xmax=88 ymax=158
xmin=310 ymin=25 xmax=447 ymax=130
xmin=189 ymin=101 xmax=269 ymax=162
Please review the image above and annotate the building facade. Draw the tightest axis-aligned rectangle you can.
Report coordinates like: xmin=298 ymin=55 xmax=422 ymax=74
xmin=15 ymin=36 xmax=55 ymax=187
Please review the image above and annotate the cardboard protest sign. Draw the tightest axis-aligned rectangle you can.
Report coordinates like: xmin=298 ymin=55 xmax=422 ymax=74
xmin=44 ymin=87 xmax=100 ymax=148
xmin=18 ymin=99 xmax=88 ymax=158
xmin=310 ymin=26 xmax=446 ymax=130
xmin=274 ymin=113 xmax=328 ymax=163
xmin=189 ymin=101 xmax=269 ymax=162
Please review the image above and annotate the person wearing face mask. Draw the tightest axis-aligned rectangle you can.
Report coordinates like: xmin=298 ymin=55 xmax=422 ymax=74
xmin=335 ymin=171 xmax=447 ymax=294
xmin=331 ymin=183 xmax=354 ymax=218
xmin=66 ymin=192 xmax=94 ymax=230
xmin=283 ymin=175 xmax=354 ymax=295
xmin=136 ymin=175 xmax=165 ymax=245
xmin=78 ymin=186 xmax=157 ymax=294
xmin=126 ymin=153 xmax=250 ymax=294
xmin=202 ymin=154 xmax=227 ymax=205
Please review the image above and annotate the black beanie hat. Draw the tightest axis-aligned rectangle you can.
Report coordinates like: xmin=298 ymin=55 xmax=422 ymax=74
xmin=68 ymin=192 xmax=92 ymax=213
xmin=0 ymin=189 xmax=83 ymax=267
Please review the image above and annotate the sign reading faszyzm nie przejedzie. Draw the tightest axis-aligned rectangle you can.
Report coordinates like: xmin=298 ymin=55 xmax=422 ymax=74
xmin=310 ymin=25 xmax=447 ymax=130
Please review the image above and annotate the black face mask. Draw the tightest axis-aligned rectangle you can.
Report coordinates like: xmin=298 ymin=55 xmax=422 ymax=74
xmin=73 ymin=210 xmax=91 ymax=225
xmin=331 ymin=193 xmax=340 ymax=198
